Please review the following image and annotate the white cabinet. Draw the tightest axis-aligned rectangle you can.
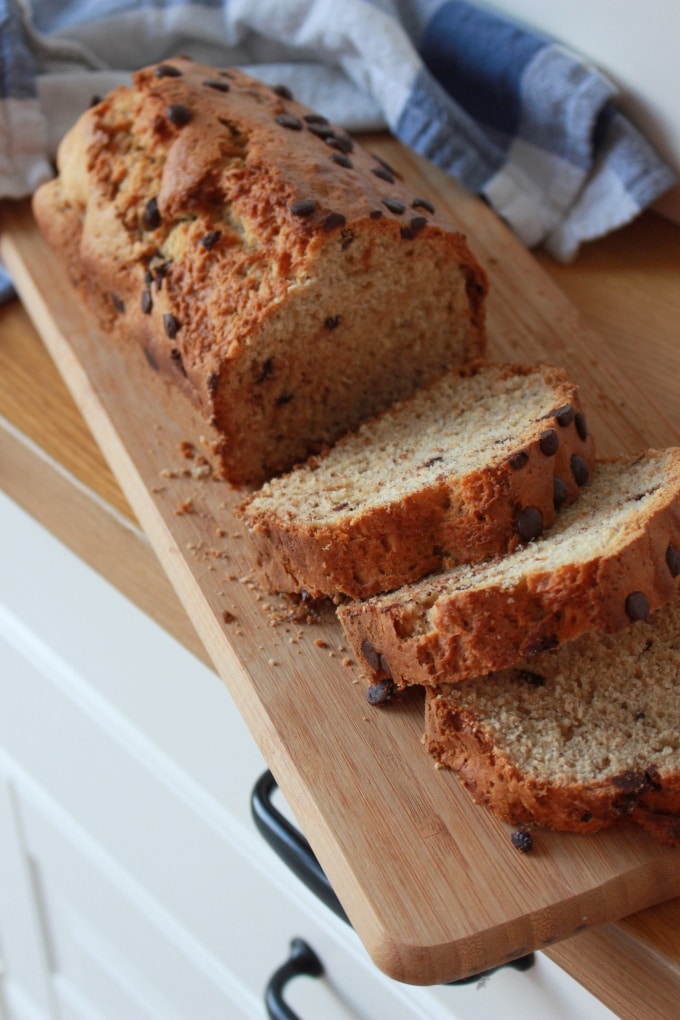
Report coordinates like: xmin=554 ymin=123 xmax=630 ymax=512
xmin=0 ymin=490 xmax=617 ymax=1020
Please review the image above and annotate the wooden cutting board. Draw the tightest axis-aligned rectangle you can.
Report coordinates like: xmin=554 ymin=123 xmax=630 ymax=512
xmin=2 ymin=140 xmax=680 ymax=986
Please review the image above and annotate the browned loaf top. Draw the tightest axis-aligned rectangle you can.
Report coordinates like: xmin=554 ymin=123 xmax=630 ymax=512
xmin=339 ymin=448 xmax=680 ymax=686
xmin=423 ymin=592 xmax=680 ymax=844
xmin=32 ymin=57 xmax=487 ymax=487
xmin=236 ymin=363 xmax=596 ymax=600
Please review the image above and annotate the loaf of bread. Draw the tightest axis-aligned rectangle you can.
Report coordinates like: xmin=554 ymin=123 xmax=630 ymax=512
xmin=235 ymin=363 xmax=596 ymax=599
xmin=339 ymin=448 xmax=680 ymax=687
xmin=32 ymin=57 xmax=488 ymax=487
xmin=423 ymin=593 xmax=680 ymax=844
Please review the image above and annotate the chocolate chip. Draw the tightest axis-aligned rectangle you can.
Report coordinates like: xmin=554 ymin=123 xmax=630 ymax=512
xmin=575 ymin=411 xmax=588 ymax=441
xmin=307 ymin=122 xmax=335 ymax=139
xmin=340 ymin=227 xmax=355 ymax=249
xmin=371 ymin=166 xmax=395 ymax=184
xmin=144 ymin=347 xmax=158 ymax=371
xmin=382 ymin=197 xmax=406 ymax=215
xmin=199 ymin=229 xmax=221 ymax=250
xmin=612 ymin=770 xmax=648 ymax=793
xmin=141 ymin=289 xmax=153 ymax=315
xmin=625 ymin=591 xmax=650 ymax=622
xmin=517 ymin=506 xmax=543 ymax=542
xmin=553 ymin=404 xmax=575 ymax=427
xmin=256 ymin=357 xmax=274 ymax=383
xmin=203 ymin=79 xmax=230 ymax=92
xmin=163 ymin=313 xmax=180 ymax=339
xmin=511 ymin=829 xmax=533 ymax=853
xmin=276 ymin=113 xmax=303 ymax=130
xmin=325 ymin=133 xmax=354 ymax=153
xmin=367 ymin=679 xmax=396 ymax=706
xmin=553 ymin=477 xmax=568 ymax=510
xmin=324 ymin=315 xmax=341 ymax=329
xmin=290 ymin=198 xmax=317 ymax=217
xmin=539 ymin=428 xmax=559 ymax=457
xmin=330 ymin=153 xmax=353 ymax=169
xmin=152 ymin=260 xmax=171 ymax=290
xmin=207 ymin=371 xmax=219 ymax=395
xmin=401 ymin=215 xmax=428 ymax=239
xmin=412 ymin=197 xmax=435 ymax=214
xmin=666 ymin=542 xmax=680 ymax=577
xmin=570 ymin=454 xmax=589 ymax=487
xmin=373 ymin=155 xmax=396 ymax=173
xmin=272 ymin=84 xmax=294 ymax=99
xmin=330 ymin=501 xmax=350 ymax=512
xmin=170 ymin=347 xmax=187 ymax=376
xmin=323 ymin=212 xmax=347 ymax=231
xmin=526 ymin=634 xmax=559 ymax=655
xmin=361 ymin=640 xmax=381 ymax=672
xmin=369 ymin=210 xmax=384 ymax=220
xmin=515 ymin=669 xmax=546 ymax=687
xmin=166 ymin=104 xmax=192 ymax=126
xmin=424 ymin=455 xmax=444 ymax=468
xmin=112 ymin=293 xmax=125 ymax=314
xmin=304 ymin=113 xmax=329 ymax=125
xmin=89 ymin=95 xmax=101 ymax=108
xmin=142 ymin=197 xmax=161 ymax=231
xmin=276 ymin=392 xmax=294 ymax=406
xmin=509 ymin=450 xmax=529 ymax=470
xmin=154 ymin=64 xmax=182 ymax=78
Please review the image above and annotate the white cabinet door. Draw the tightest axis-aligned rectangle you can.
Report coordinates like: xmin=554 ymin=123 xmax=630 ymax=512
xmin=0 ymin=490 xmax=618 ymax=1020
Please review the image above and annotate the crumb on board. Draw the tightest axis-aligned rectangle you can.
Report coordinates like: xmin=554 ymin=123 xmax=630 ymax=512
xmin=174 ymin=499 xmax=195 ymax=515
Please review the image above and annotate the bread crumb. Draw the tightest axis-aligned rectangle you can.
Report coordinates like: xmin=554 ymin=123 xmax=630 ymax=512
xmin=174 ymin=499 xmax=195 ymax=515
xmin=314 ymin=639 xmax=328 ymax=649
xmin=222 ymin=610 xmax=237 ymax=624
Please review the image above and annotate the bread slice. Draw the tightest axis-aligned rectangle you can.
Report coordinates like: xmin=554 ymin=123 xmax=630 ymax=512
xmin=339 ymin=448 xmax=680 ymax=686
xmin=32 ymin=58 xmax=487 ymax=487
xmin=423 ymin=594 xmax=680 ymax=844
xmin=235 ymin=363 xmax=595 ymax=600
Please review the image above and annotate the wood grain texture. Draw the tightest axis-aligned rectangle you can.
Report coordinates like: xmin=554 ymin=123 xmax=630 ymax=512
xmin=2 ymin=159 xmax=680 ymax=988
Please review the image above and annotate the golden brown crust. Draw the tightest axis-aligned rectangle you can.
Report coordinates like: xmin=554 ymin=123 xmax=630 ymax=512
xmin=340 ymin=449 xmax=680 ymax=687
xmin=32 ymin=57 xmax=487 ymax=487
xmin=238 ymin=363 xmax=596 ymax=599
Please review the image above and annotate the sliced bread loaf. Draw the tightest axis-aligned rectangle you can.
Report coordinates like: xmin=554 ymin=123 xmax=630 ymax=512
xmin=423 ymin=594 xmax=680 ymax=843
xmin=235 ymin=363 xmax=595 ymax=600
xmin=338 ymin=448 xmax=680 ymax=687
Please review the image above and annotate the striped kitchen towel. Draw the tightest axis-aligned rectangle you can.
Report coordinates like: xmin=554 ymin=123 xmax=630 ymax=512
xmin=0 ymin=0 xmax=675 ymax=300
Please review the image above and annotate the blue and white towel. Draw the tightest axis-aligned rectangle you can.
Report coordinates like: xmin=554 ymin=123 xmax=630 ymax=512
xmin=1 ymin=0 xmax=675 ymax=301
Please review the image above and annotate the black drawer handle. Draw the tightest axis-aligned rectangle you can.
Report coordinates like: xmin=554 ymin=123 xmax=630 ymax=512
xmin=265 ymin=937 xmax=324 ymax=1020
xmin=251 ymin=770 xmax=533 ymax=985
xmin=250 ymin=769 xmax=349 ymax=923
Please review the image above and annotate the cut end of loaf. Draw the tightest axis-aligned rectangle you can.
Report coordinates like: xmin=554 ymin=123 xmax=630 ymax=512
xmin=424 ymin=592 xmax=680 ymax=840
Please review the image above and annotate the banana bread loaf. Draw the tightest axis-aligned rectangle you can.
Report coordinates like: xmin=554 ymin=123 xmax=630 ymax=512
xmin=339 ymin=448 xmax=680 ymax=686
xmin=423 ymin=593 xmax=680 ymax=844
xmin=236 ymin=363 xmax=595 ymax=599
xmin=32 ymin=57 xmax=487 ymax=487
